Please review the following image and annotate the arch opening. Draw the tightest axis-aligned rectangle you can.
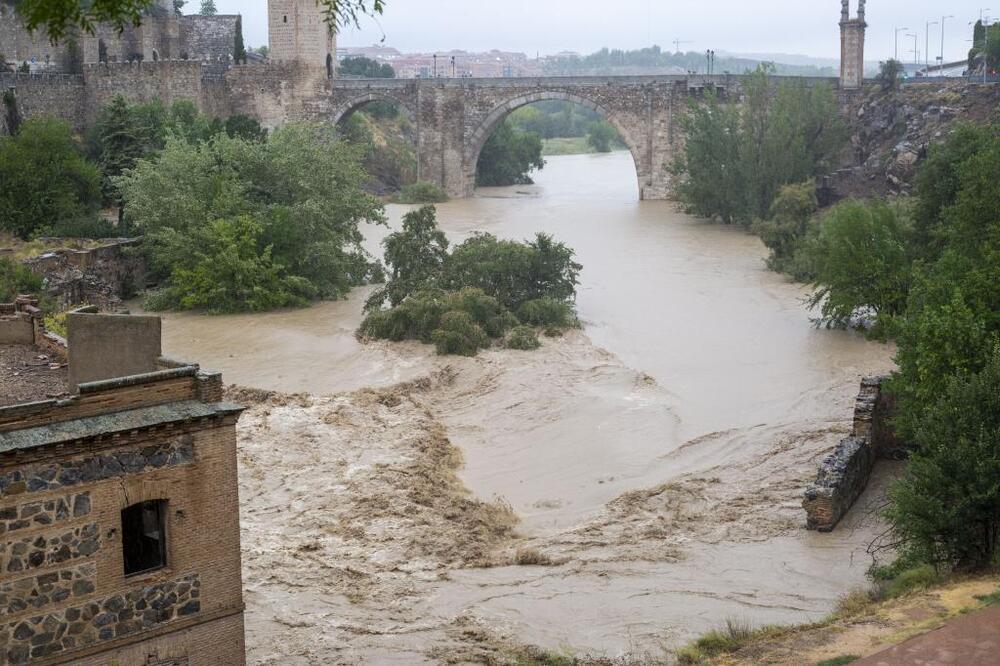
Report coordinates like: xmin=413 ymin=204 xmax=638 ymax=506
xmin=466 ymin=92 xmax=645 ymax=198
xmin=334 ymin=95 xmax=419 ymax=196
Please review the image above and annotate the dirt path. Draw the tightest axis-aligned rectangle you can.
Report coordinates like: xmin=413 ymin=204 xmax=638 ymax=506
xmin=717 ymin=577 xmax=1000 ymax=666
xmin=855 ymin=603 xmax=1000 ymax=666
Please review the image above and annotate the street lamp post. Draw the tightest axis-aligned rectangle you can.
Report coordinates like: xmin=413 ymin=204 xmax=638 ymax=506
xmin=895 ymin=26 xmax=909 ymax=61
xmin=940 ymin=15 xmax=955 ymax=74
xmin=908 ymin=33 xmax=919 ymax=66
xmin=926 ymin=21 xmax=938 ymax=72
xmin=433 ymin=53 xmax=437 ymax=78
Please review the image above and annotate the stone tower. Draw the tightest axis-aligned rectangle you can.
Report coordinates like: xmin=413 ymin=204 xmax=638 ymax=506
xmin=840 ymin=0 xmax=867 ymax=89
xmin=268 ymin=0 xmax=336 ymax=71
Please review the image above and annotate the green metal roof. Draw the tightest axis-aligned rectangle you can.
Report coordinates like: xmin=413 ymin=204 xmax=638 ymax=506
xmin=0 ymin=400 xmax=243 ymax=455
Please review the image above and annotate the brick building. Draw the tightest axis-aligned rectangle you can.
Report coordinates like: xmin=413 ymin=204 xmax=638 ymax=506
xmin=0 ymin=310 xmax=246 ymax=664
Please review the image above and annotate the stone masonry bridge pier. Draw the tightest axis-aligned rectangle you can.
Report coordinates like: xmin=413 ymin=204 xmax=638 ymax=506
xmin=327 ymin=74 xmax=841 ymax=200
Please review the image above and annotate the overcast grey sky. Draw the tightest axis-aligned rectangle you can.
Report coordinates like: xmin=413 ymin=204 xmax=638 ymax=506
xmin=211 ymin=1 xmax=990 ymax=63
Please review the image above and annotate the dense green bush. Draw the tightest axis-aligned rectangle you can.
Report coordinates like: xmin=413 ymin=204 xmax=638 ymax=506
xmin=0 ymin=118 xmax=102 ymax=239
xmin=431 ymin=311 xmax=491 ymax=357
xmin=0 ymin=258 xmax=44 ymax=302
xmin=505 ymin=325 xmax=541 ymax=350
xmin=585 ymin=120 xmax=618 ymax=153
xmin=359 ymin=207 xmax=581 ymax=356
xmin=517 ymin=298 xmax=577 ymax=329
xmin=751 ymin=180 xmax=819 ymax=276
xmin=396 ymin=181 xmax=448 ymax=204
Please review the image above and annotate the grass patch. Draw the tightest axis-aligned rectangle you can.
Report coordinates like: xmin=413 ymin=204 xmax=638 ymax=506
xmin=816 ymin=657 xmax=859 ymax=666
xmin=882 ymin=564 xmax=939 ymax=599
xmin=394 ymin=180 xmax=448 ymax=204
xmin=974 ymin=588 xmax=1000 ymax=606
xmin=542 ymin=137 xmax=592 ymax=156
xmin=676 ymin=618 xmax=787 ymax=664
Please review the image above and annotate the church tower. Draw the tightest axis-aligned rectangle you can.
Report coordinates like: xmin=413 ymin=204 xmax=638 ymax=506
xmin=840 ymin=0 xmax=867 ymax=89
xmin=268 ymin=0 xmax=336 ymax=71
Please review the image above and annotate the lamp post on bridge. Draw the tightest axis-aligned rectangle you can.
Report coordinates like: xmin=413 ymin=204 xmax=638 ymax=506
xmin=926 ymin=20 xmax=938 ymax=72
xmin=895 ymin=26 xmax=909 ymax=61
xmin=907 ymin=33 xmax=919 ymax=66
xmin=940 ymin=15 xmax=955 ymax=75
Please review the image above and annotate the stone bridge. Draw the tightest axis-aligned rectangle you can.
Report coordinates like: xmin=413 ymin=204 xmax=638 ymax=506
xmin=328 ymin=75 xmax=841 ymax=200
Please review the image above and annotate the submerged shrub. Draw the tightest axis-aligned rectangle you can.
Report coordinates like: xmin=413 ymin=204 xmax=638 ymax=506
xmin=517 ymin=297 xmax=577 ymax=329
xmin=396 ymin=181 xmax=448 ymax=204
xmin=505 ymin=325 xmax=541 ymax=350
xmin=431 ymin=311 xmax=490 ymax=356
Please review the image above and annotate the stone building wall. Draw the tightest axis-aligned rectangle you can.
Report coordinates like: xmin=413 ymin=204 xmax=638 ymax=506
xmin=0 ymin=362 xmax=245 ymax=664
xmin=81 ymin=61 xmax=205 ymax=122
xmin=268 ymin=0 xmax=336 ymax=68
xmin=0 ymin=5 xmax=80 ymax=73
xmin=179 ymin=15 xmax=240 ymax=63
xmin=0 ymin=72 xmax=86 ymax=132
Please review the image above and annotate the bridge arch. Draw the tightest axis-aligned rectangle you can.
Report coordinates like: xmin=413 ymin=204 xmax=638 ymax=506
xmin=463 ymin=90 xmax=647 ymax=198
xmin=330 ymin=91 xmax=417 ymax=127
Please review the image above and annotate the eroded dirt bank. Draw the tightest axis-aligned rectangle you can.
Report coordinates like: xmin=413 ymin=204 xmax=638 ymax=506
xmin=234 ymin=332 xmax=895 ymax=664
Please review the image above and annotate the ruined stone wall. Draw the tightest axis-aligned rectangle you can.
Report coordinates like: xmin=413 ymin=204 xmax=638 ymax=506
xmin=803 ymin=376 xmax=902 ymax=532
xmin=0 ymin=418 xmax=245 ymax=664
xmin=23 ymin=239 xmax=148 ymax=311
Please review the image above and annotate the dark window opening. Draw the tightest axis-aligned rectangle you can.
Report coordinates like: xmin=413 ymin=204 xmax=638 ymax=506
xmin=122 ymin=500 xmax=167 ymax=576
xmin=283 ymin=15 xmax=287 ymax=23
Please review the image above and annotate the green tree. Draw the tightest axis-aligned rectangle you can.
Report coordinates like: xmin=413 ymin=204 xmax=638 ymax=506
xmin=586 ymin=120 xmax=617 ymax=152
xmin=878 ymin=59 xmax=904 ymax=90
xmin=233 ymin=15 xmax=246 ymax=62
xmin=118 ymin=123 xmax=386 ymax=311
xmin=199 ymin=0 xmax=216 ymax=15
xmin=751 ymin=180 xmax=818 ymax=273
xmin=887 ymin=346 xmax=1000 ymax=569
xmin=671 ymin=93 xmax=746 ymax=223
xmin=92 ymin=96 xmax=147 ymax=212
xmin=173 ymin=0 xmax=186 ymax=15
xmin=475 ymin=120 xmax=545 ymax=187
xmin=338 ymin=56 xmax=395 ymax=78
xmin=366 ymin=205 xmax=450 ymax=310
xmin=444 ymin=232 xmax=581 ymax=311
xmin=806 ymin=200 xmax=911 ymax=336
xmin=224 ymin=114 xmax=267 ymax=142
xmin=0 ymin=117 xmax=101 ymax=239
xmin=672 ymin=66 xmax=844 ymax=228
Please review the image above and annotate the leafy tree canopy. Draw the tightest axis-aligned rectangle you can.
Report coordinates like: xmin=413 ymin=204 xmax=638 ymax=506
xmin=476 ymin=120 xmax=545 ymax=187
xmin=0 ymin=117 xmax=101 ymax=239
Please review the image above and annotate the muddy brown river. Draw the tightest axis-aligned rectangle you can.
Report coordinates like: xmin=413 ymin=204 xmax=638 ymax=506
xmin=155 ymin=152 xmax=896 ymax=663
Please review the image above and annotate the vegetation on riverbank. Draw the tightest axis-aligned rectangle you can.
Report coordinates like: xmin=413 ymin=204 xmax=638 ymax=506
xmin=119 ymin=122 xmax=385 ymax=313
xmin=359 ymin=205 xmax=580 ymax=355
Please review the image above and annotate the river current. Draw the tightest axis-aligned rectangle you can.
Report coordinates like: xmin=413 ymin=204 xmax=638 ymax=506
xmin=156 ymin=152 xmax=897 ymax=659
